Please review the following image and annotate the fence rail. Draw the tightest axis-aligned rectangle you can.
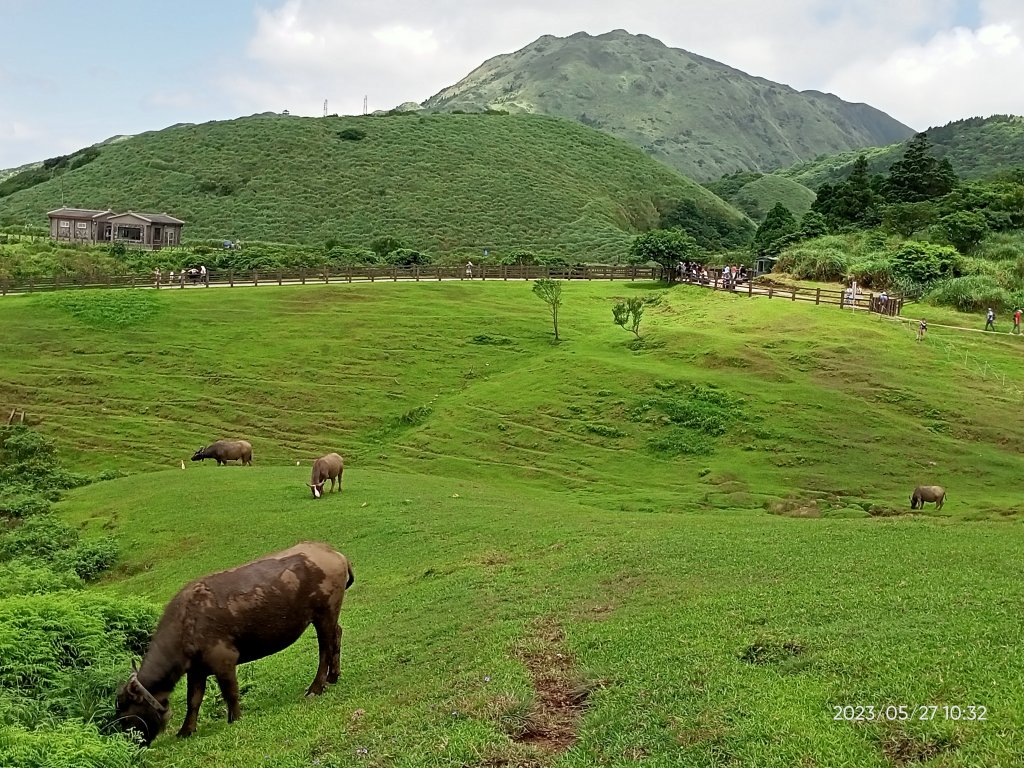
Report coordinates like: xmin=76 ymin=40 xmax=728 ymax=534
xmin=677 ymin=273 xmax=904 ymax=316
xmin=0 ymin=264 xmax=657 ymax=295
xmin=0 ymin=264 xmax=903 ymax=315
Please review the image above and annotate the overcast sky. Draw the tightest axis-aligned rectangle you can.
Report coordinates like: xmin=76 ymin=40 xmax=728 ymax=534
xmin=1 ymin=0 xmax=1022 ymax=168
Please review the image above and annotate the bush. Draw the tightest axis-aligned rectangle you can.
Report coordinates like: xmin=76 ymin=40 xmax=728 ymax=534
xmin=774 ymin=242 xmax=850 ymax=281
xmin=0 ymin=559 xmax=82 ymax=597
xmin=891 ymin=241 xmax=960 ymax=284
xmin=0 ymin=516 xmax=78 ymax=563
xmin=54 ymin=537 xmax=119 ymax=581
xmin=0 ymin=592 xmax=158 ymax=727
xmin=385 ymin=247 xmax=431 ymax=266
xmin=0 ymin=490 xmax=51 ymax=520
xmin=848 ymin=255 xmax=894 ymax=288
xmin=0 ymin=721 xmax=143 ymax=768
xmin=337 ymin=128 xmax=367 ymax=141
xmin=925 ymin=275 xmax=1014 ymax=313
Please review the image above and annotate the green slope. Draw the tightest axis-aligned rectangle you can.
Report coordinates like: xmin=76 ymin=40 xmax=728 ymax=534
xmin=2 ymin=282 xmax=1024 ymax=765
xmin=421 ymin=30 xmax=914 ymax=181
xmin=0 ymin=113 xmax=752 ymax=259
xmin=778 ymin=115 xmax=1024 ymax=189
xmin=706 ymin=172 xmax=816 ymax=221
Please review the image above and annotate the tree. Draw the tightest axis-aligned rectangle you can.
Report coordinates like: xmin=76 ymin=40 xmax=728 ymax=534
xmin=532 ymin=279 xmax=563 ymax=341
xmin=941 ymin=210 xmax=989 ymax=254
xmin=885 ymin=132 xmax=958 ymax=203
xmin=612 ymin=297 xmax=645 ymax=339
xmin=797 ymin=210 xmax=828 ymax=239
xmin=811 ymin=155 xmax=883 ymax=229
xmin=881 ymin=201 xmax=937 ymax=237
xmin=369 ymin=235 xmax=404 ymax=260
xmin=627 ymin=229 xmax=701 ymax=282
xmin=752 ymin=203 xmax=798 ymax=256
xmin=891 ymin=241 xmax=960 ymax=284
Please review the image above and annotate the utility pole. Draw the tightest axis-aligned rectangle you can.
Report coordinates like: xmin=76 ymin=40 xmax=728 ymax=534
xmin=363 ymin=95 xmax=368 ymax=115
xmin=323 ymin=99 xmax=328 ymax=117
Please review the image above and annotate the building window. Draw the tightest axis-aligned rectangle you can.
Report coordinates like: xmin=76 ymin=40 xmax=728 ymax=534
xmin=58 ymin=220 xmax=70 ymax=228
xmin=116 ymin=225 xmax=143 ymax=242
xmin=76 ymin=222 xmax=88 ymax=229
xmin=167 ymin=229 xmax=176 ymax=244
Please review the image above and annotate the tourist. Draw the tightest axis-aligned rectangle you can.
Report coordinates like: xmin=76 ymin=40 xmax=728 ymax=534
xmin=985 ymin=307 xmax=995 ymax=331
xmin=465 ymin=261 xmax=474 ymax=278
xmin=1012 ymin=307 xmax=1021 ymax=335
xmin=917 ymin=319 xmax=927 ymax=341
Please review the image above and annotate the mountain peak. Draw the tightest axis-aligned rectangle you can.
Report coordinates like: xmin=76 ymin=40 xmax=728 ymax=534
xmin=422 ymin=29 xmax=913 ymax=180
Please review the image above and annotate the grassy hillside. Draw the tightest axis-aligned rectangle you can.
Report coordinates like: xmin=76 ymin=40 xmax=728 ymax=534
xmin=0 ymin=113 xmax=752 ymax=261
xmin=705 ymin=172 xmax=816 ymax=221
xmin=3 ymin=282 xmax=1024 ymax=766
xmin=421 ymin=30 xmax=913 ymax=181
xmin=778 ymin=115 xmax=1024 ymax=189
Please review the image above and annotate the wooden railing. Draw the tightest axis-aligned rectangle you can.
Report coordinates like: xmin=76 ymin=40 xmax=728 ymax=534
xmin=0 ymin=264 xmax=657 ymax=294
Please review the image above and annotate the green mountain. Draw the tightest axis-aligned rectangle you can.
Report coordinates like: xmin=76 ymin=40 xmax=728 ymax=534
xmin=0 ymin=113 xmax=752 ymax=258
xmin=421 ymin=30 xmax=914 ymax=181
xmin=704 ymin=171 xmax=816 ymax=222
xmin=777 ymin=115 xmax=1024 ymax=189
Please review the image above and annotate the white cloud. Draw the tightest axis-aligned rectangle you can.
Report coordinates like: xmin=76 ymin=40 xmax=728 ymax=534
xmin=220 ymin=0 xmax=1022 ymax=130
xmin=828 ymin=16 xmax=1024 ymax=129
xmin=0 ymin=120 xmax=37 ymax=141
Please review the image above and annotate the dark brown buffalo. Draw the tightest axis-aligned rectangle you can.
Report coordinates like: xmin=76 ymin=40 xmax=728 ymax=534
xmin=191 ymin=439 xmax=252 ymax=466
xmin=115 ymin=541 xmax=353 ymax=744
xmin=308 ymin=453 xmax=344 ymax=499
xmin=911 ymin=485 xmax=946 ymax=510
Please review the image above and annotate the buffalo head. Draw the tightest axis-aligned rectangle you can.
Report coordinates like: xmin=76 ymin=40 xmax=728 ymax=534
xmin=191 ymin=447 xmax=206 ymax=462
xmin=308 ymin=482 xmax=325 ymax=499
xmin=114 ymin=671 xmax=172 ymax=746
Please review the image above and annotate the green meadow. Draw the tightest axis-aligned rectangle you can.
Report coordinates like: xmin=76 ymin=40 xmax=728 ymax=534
xmin=2 ymin=281 xmax=1024 ymax=766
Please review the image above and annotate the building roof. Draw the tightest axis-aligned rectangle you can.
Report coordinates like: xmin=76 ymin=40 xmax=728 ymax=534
xmin=47 ymin=207 xmax=184 ymax=224
xmin=47 ymin=207 xmax=108 ymax=218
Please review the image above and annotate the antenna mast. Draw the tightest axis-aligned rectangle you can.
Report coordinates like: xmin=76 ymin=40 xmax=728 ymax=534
xmin=323 ymin=99 xmax=328 ymax=117
xmin=363 ymin=95 xmax=368 ymax=115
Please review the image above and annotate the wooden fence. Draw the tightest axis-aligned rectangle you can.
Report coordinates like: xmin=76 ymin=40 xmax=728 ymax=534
xmin=0 ymin=263 xmax=903 ymax=315
xmin=675 ymin=273 xmax=904 ymax=316
xmin=0 ymin=264 xmax=657 ymax=295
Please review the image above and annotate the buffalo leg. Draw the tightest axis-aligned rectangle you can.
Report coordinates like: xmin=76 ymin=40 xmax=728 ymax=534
xmin=307 ymin=618 xmax=336 ymax=695
xmin=213 ymin=667 xmax=242 ymax=722
xmin=328 ymin=625 xmax=342 ymax=684
xmin=178 ymin=670 xmax=207 ymax=738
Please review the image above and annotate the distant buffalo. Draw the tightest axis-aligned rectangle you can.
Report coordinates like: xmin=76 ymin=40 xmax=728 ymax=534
xmin=191 ymin=440 xmax=252 ymax=466
xmin=114 ymin=541 xmax=354 ymax=744
xmin=911 ymin=485 xmax=946 ymax=510
xmin=308 ymin=453 xmax=344 ymax=499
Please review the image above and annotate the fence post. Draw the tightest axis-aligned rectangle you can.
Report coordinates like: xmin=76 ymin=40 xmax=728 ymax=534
xmin=278 ymin=270 xmax=283 ymax=286
xmin=393 ymin=266 xmax=398 ymax=281
xmin=482 ymin=265 xmax=486 ymax=281
xmin=791 ymin=288 xmax=796 ymax=301
xmin=415 ymin=265 xmax=420 ymax=282
xmin=253 ymin=270 xmax=258 ymax=287
xmin=748 ymin=280 xmax=753 ymax=296
xmin=768 ymin=286 xmax=773 ymax=299
xmin=437 ymin=265 xmax=442 ymax=281
xmin=370 ymin=269 xmax=375 ymax=282
xmin=229 ymin=271 xmax=234 ymax=287
xmin=28 ymin=278 xmax=34 ymax=293
xmin=815 ymin=288 xmax=820 ymax=305
xmin=300 ymin=268 xmax=306 ymax=285
xmin=714 ymin=276 xmax=719 ymax=290
xmin=502 ymin=265 xmax=507 ymax=281
xmin=347 ymin=265 xmax=352 ymax=283
xmin=323 ymin=267 xmax=329 ymax=284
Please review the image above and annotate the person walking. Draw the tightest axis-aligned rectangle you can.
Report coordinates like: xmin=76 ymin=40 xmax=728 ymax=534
xmin=1012 ymin=307 xmax=1022 ymax=335
xmin=985 ymin=307 xmax=996 ymax=331
xmin=917 ymin=318 xmax=928 ymax=341
xmin=200 ymin=264 xmax=208 ymax=286
xmin=465 ymin=260 xmax=474 ymax=279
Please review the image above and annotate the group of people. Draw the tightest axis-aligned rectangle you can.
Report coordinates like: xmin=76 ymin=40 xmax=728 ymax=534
xmin=676 ymin=261 xmax=748 ymax=288
xmin=984 ymin=307 xmax=1023 ymax=333
xmin=153 ymin=265 xmax=209 ymax=287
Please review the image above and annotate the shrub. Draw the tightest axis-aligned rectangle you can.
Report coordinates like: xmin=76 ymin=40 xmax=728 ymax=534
xmin=0 ymin=559 xmax=82 ymax=597
xmin=0 ymin=490 xmax=51 ymax=520
xmin=337 ymin=128 xmax=367 ymax=141
xmin=848 ymin=255 xmax=894 ymax=288
xmin=54 ymin=537 xmax=119 ymax=581
xmin=890 ymin=241 xmax=960 ymax=284
xmin=0 ymin=516 xmax=78 ymax=563
xmin=774 ymin=241 xmax=850 ymax=281
xmin=385 ymin=247 xmax=431 ymax=266
xmin=0 ymin=721 xmax=143 ymax=768
xmin=925 ymin=275 xmax=1014 ymax=313
xmin=0 ymin=592 xmax=158 ymax=727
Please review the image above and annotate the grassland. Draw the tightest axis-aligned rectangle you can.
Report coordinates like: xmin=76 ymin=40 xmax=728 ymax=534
xmin=0 ymin=113 xmax=751 ymax=260
xmin=3 ymin=281 xmax=1024 ymax=766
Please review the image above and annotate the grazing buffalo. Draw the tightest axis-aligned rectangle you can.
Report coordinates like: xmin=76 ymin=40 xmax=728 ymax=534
xmin=114 ymin=541 xmax=354 ymax=744
xmin=911 ymin=485 xmax=946 ymax=510
xmin=308 ymin=453 xmax=344 ymax=499
xmin=191 ymin=440 xmax=252 ymax=466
